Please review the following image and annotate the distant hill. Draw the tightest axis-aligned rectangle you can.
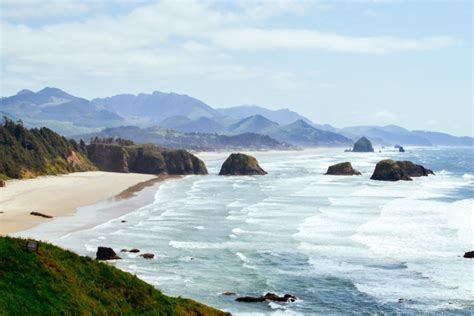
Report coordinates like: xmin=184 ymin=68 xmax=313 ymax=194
xmin=340 ymin=125 xmax=432 ymax=146
xmin=412 ymin=130 xmax=473 ymax=146
xmin=76 ymin=126 xmax=293 ymax=151
xmin=0 ymin=88 xmax=123 ymax=135
xmin=160 ymin=116 xmax=226 ymax=134
xmin=0 ymin=236 xmax=227 ymax=315
xmin=92 ymin=91 xmax=221 ymax=123
xmin=217 ymin=105 xmax=312 ymax=125
xmin=266 ymin=120 xmax=352 ymax=147
xmin=0 ymin=118 xmax=95 ymax=179
xmin=227 ymin=115 xmax=279 ymax=134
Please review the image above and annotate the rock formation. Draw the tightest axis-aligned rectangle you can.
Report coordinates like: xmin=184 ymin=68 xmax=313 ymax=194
xmin=0 ymin=180 xmax=5 ymax=187
xmin=140 ymin=253 xmax=154 ymax=259
xmin=370 ymin=160 xmax=434 ymax=181
xmin=325 ymin=162 xmax=361 ymax=176
xmin=96 ymin=247 xmax=121 ymax=260
xmin=352 ymin=137 xmax=374 ymax=152
xmin=463 ymin=251 xmax=474 ymax=258
xmin=218 ymin=153 xmax=267 ymax=176
xmin=87 ymin=143 xmax=208 ymax=175
xmin=236 ymin=293 xmax=297 ymax=303
xmin=399 ymin=146 xmax=405 ymax=152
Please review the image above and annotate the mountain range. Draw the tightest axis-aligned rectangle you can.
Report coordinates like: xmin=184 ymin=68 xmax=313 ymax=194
xmin=1 ymin=87 xmax=472 ymax=149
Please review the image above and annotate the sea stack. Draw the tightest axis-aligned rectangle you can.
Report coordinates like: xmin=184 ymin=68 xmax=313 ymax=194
xmin=370 ymin=160 xmax=434 ymax=181
xmin=325 ymin=162 xmax=361 ymax=176
xmin=399 ymin=146 xmax=405 ymax=152
xmin=352 ymin=137 xmax=374 ymax=152
xmin=218 ymin=153 xmax=267 ymax=176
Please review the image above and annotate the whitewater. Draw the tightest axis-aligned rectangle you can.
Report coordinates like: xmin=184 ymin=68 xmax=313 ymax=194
xmin=19 ymin=147 xmax=474 ymax=315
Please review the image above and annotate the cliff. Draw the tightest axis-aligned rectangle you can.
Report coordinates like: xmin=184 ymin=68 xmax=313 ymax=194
xmin=87 ymin=142 xmax=208 ymax=175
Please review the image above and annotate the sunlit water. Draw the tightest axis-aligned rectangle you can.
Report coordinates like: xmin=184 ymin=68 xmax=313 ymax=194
xmin=18 ymin=147 xmax=474 ymax=315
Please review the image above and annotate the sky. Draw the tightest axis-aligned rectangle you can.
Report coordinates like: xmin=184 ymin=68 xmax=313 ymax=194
xmin=0 ymin=0 xmax=472 ymax=136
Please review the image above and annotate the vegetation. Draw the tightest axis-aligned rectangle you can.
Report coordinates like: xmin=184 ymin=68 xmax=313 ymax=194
xmin=0 ymin=236 xmax=229 ymax=315
xmin=0 ymin=117 xmax=95 ymax=179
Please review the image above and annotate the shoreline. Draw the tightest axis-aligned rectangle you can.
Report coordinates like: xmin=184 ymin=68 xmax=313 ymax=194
xmin=0 ymin=171 xmax=176 ymax=236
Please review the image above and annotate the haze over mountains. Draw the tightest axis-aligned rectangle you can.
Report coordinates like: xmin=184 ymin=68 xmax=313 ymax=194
xmin=1 ymin=87 xmax=472 ymax=149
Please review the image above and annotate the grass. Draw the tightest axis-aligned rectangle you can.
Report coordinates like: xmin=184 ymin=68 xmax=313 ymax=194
xmin=0 ymin=237 xmax=229 ymax=315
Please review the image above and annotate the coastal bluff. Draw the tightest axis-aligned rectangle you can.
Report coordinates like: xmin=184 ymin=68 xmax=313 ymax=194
xmin=87 ymin=142 xmax=208 ymax=175
xmin=371 ymin=159 xmax=434 ymax=181
xmin=219 ymin=153 xmax=267 ymax=175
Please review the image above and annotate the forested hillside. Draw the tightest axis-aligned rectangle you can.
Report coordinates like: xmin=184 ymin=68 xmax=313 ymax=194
xmin=0 ymin=117 xmax=95 ymax=179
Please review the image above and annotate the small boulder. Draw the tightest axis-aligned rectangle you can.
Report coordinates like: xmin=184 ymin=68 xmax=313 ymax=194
xmin=218 ymin=153 xmax=267 ymax=176
xmin=96 ymin=247 xmax=121 ymax=260
xmin=463 ymin=251 xmax=474 ymax=258
xmin=235 ymin=296 xmax=265 ymax=303
xmin=140 ymin=253 xmax=154 ymax=259
xmin=352 ymin=137 xmax=374 ymax=152
xmin=370 ymin=160 xmax=434 ymax=181
xmin=325 ymin=162 xmax=361 ymax=176
xmin=222 ymin=292 xmax=236 ymax=296
xmin=129 ymin=248 xmax=140 ymax=253
xmin=0 ymin=180 xmax=5 ymax=187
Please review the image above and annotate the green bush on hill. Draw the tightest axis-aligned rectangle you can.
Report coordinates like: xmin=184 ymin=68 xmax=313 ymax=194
xmin=0 ymin=237 xmax=229 ymax=315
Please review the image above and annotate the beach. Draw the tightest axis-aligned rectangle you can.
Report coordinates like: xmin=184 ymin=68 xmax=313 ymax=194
xmin=0 ymin=171 xmax=165 ymax=235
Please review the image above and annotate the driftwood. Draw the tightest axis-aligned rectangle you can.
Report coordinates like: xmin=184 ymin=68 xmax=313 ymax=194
xmin=30 ymin=211 xmax=53 ymax=218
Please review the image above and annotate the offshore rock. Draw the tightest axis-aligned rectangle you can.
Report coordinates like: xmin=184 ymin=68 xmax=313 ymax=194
xmin=219 ymin=153 xmax=267 ymax=176
xmin=370 ymin=160 xmax=434 ymax=181
xmin=325 ymin=162 xmax=361 ymax=176
xmin=352 ymin=137 xmax=374 ymax=152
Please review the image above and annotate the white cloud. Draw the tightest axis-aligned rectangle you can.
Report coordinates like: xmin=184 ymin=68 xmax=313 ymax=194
xmin=210 ymin=28 xmax=455 ymax=53
xmin=0 ymin=0 xmax=458 ymax=96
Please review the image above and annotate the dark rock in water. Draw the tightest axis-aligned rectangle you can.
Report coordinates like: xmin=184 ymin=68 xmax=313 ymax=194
xmin=0 ymin=180 xmax=5 ymax=187
xmin=236 ymin=293 xmax=297 ymax=303
xmin=129 ymin=248 xmax=140 ymax=253
xmin=96 ymin=247 xmax=121 ymax=260
xmin=463 ymin=251 xmax=474 ymax=258
xmin=370 ymin=160 xmax=434 ymax=181
xmin=219 ymin=153 xmax=267 ymax=176
xmin=120 ymin=249 xmax=128 ymax=252
xmin=263 ymin=293 xmax=297 ymax=302
xmin=325 ymin=162 xmax=361 ymax=176
xmin=222 ymin=292 xmax=236 ymax=296
xmin=352 ymin=137 xmax=374 ymax=152
xmin=30 ymin=211 xmax=53 ymax=218
xmin=344 ymin=149 xmax=352 ymax=152
xmin=140 ymin=253 xmax=154 ymax=259
xmin=399 ymin=146 xmax=405 ymax=152
xmin=121 ymin=220 xmax=127 ymax=223
xmin=394 ymin=144 xmax=402 ymax=149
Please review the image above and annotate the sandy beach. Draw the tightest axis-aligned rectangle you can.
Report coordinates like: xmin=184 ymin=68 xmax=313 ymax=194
xmin=0 ymin=171 xmax=162 ymax=235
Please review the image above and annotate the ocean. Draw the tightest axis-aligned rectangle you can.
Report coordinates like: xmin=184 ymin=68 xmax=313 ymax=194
xmin=17 ymin=147 xmax=474 ymax=315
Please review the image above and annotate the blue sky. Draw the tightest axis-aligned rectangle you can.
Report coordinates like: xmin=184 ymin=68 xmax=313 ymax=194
xmin=0 ymin=0 xmax=472 ymax=136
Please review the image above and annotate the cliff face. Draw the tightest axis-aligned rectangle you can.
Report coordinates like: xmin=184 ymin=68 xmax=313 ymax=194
xmin=219 ymin=153 xmax=267 ymax=176
xmin=87 ymin=143 xmax=208 ymax=175
xmin=86 ymin=143 xmax=129 ymax=173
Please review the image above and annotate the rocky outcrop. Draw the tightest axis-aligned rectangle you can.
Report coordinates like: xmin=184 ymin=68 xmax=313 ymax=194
xmin=87 ymin=143 xmax=208 ymax=175
xmin=352 ymin=137 xmax=374 ymax=152
xmin=399 ymin=146 xmax=405 ymax=152
xmin=218 ymin=153 xmax=267 ymax=176
xmin=140 ymin=253 xmax=154 ymax=259
xmin=325 ymin=162 xmax=361 ymax=176
xmin=86 ymin=143 xmax=129 ymax=173
xmin=96 ymin=247 xmax=121 ymax=260
xmin=370 ymin=160 xmax=434 ymax=181
xmin=463 ymin=251 xmax=474 ymax=258
xmin=236 ymin=293 xmax=297 ymax=303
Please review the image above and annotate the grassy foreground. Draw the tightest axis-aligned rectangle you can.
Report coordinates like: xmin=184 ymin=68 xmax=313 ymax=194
xmin=0 ymin=237 xmax=229 ymax=315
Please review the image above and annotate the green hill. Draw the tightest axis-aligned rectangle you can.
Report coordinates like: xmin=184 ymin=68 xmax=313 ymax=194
xmin=0 ymin=117 xmax=96 ymax=180
xmin=0 ymin=236 xmax=229 ymax=315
